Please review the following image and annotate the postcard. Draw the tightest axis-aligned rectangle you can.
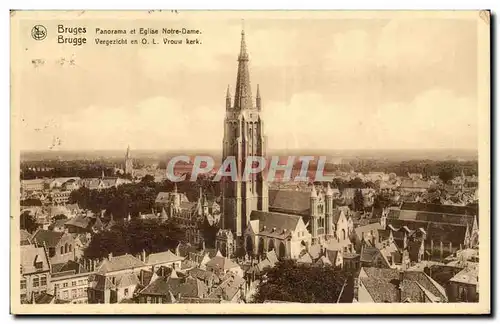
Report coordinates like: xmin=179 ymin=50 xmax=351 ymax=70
xmin=10 ymin=10 xmax=490 ymax=314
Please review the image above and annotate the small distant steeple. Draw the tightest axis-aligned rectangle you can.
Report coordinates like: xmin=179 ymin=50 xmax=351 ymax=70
xmin=126 ymin=145 xmax=131 ymax=159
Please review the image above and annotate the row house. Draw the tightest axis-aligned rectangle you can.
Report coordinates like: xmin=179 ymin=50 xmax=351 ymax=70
xmin=88 ymin=254 xmax=149 ymax=304
xmin=20 ymin=245 xmax=51 ymax=302
xmin=50 ymin=260 xmax=92 ymax=304
xmin=88 ymin=249 xmax=185 ymax=304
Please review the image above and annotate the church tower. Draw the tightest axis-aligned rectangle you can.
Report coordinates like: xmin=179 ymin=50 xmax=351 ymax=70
xmin=124 ymin=145 xmax=133 ymax=176
xmin=220 ymin=29 xmax=269 ymax=254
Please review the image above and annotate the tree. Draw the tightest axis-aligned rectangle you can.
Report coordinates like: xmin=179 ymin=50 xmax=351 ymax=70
xmin=373 ymin=193 xmax=390 ymax=210
xmin=348 ymin=177 xmax=364 ymax=189
xmin=84 ymin=218 xmax=184 ymax=259
xmin=20 ymin=211 xmax=38 ymax=233
xmin=438 ymin=168 xmax=455 ymax=184
xmin=353 ymin=189 xmax=364 ymax=211
xmin=52 ymin=214 xmax=68 ymax=221
xmin=141 ymin=174 xmax=155 ymax=184
xmin=253 ymin=260 xmax=352 ymax=303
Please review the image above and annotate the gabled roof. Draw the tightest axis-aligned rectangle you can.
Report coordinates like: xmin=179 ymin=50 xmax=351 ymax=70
xmin=147 ymin=250 xmax=184 ymax=265
xmin=250 ymin=210 xmax=302 ymax=233
xmin=65 ymin=215 xmax=92 ymax=229
xmin=34 ymin=292 xmax=55 ymax=304
xmin=325 ymin=249 xmax=339 ymax=264
xmin=355 ymin=222 xmax=383 ymax=240
xmin=66 ymin=204 xmax=80 ymax=213
xmin=51 ymin=260 xmax=89 ymax=276
xmin=50 ymin=219 xmax=68 ymax=230
xmin=401 ymin=202 xmax=478 ymax=216
xmin=139 ymin=274 xmax=207 ymax=299
xmin=400 ymin=179 xmax=430 ymax=189
xmin=268 ymin=189 xmax=311 ymax=216
xmin=96 ymin=254 xmax=146 ymax=274
xmin=207 ymin=273 xmax=244 ymax=301
xmin=297 ymin=252 xmax=313 ymax=264
xmin=89 ymin=274 xmax=115 ymax=291
xmin=361 ymin=267 xmax=447 ymax=302
xmin=22 ymin=179 xmax=47 ymax=186
xmin=20 ymin=229 xmax=32 ymax=245
xmin=115 ymin=272 xmax=140 ymax=288
xmin=187 ymin=268 xmax=221 ymax=284
xmin=316 ymin=255 xmax=332 ymax=266
xmin=32 ymin=229 xmax=66 ymax=248
xmin=205 ymin=256 xmax=240 ymax=271
xmin=21 ymin=245 xmax=50 ymax=274
xmin=450 ymin=265 xmax=478 ymax=285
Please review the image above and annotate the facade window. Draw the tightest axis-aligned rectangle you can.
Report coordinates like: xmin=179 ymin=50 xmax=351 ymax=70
xmin=63 ymin=282 xmax=68 ymax=288
xmin=72 ymin=281 xmax=76 ymax=287
xmin=63 ymin=290 xmax=69 ymax=299
xmin=124 ymin=288 xmax=129 ymax=297
xmin=60 ymin=246 xmax=64 ymax=254
xmin=78 ymin=288 xmax=83 ymax=296
xmin=78 ymin=280 xmax=83 ymax=285
xmin=40 ymin=275 xmax=47 ymax=286
xmin=33 ymin=277 xmax=40 ymax=287
xmin=21 ymin=279 xmax=26 ymax=289
xmin=69 ymin=245 xmax=72 ymax=252
xmin=72 ymin=289 xmax=77 ymax=298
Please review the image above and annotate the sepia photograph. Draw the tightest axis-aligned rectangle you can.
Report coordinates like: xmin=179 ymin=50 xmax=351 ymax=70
xmin=10 ymin=10 xmax=490 ymax=314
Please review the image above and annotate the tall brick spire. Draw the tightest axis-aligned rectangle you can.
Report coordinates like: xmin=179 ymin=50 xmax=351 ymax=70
xmin=234 ymin=29 xmax=253 ymax=110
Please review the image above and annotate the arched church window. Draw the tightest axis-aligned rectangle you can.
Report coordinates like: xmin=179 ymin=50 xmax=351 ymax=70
xmin=342 ymin=229 xmax=346 ymax=240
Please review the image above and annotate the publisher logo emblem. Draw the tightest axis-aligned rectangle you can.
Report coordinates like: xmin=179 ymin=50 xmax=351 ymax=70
xmin=31 ymin=25 xmax=47 ymax=41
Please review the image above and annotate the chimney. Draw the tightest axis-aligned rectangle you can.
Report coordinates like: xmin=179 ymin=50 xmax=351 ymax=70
xmin=175 ymin=244 xmax=180 ymax=256
xmin=108 ymin=252 xmax=113 ymax=261
xmin=142 ymin=250 xmax=147 ymax=262
xmin=202 ymin=240 xmax=206 ymax=251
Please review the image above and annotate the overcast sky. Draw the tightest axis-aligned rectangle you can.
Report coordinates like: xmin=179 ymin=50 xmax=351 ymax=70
xmin=14 ymin=15 xmax=478 ymax=151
